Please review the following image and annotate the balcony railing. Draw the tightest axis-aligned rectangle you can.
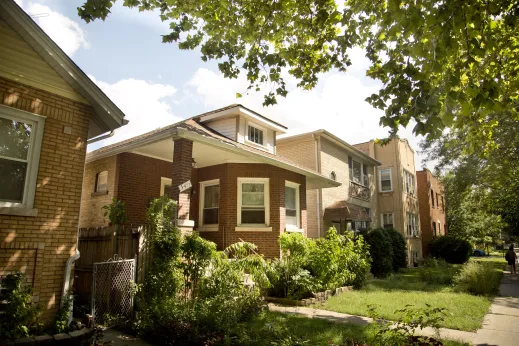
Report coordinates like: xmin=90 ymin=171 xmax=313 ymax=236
xmin=349 ymin=181 xmax=370 ymax=201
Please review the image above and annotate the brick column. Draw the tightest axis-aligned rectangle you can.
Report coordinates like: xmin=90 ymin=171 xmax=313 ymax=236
xmin=171 ymin=138 xmax=194 ymax=233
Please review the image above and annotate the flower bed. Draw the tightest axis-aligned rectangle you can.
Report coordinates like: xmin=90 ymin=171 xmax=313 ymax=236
xmin=266 ymin=285 xmax=353 ymax=306
xmin=0 ymin=328 xmax=94 ymax=346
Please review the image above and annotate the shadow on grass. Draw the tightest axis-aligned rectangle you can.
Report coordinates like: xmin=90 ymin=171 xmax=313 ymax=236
xmin=367 ymin=267 xmax=458 ymax=293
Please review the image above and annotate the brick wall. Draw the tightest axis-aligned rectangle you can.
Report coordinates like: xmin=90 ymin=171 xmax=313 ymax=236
xmin=417 ymin=170 xmax=446 ymax=256
xmin=116 ymin=153 xmax=173 ymax=225
xmin=0 ymin=76 xmax=91 ymax=322
xmin=193 ymin=163 xmax=307 ymax=258
xmin=79 ymin=155 xmax=118 ymax=228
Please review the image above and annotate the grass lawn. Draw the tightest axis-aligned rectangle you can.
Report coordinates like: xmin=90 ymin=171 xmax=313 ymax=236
xmin=317 ymin=257 xmax=506 ymax=332
xmin=252 ymin=312 xmax=468 ymax=346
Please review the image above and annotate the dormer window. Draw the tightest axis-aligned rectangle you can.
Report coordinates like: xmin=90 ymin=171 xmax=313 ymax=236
xmin=247 ymin=124 xmax=264 ymax=145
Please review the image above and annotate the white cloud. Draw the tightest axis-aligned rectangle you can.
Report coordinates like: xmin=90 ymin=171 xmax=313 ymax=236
xmin=188 ymin=66 xmax=430 ymax=170
xmin=87 ymin=76 xmax=181 ymax=150
xmin=109 ymin=2 xmax=169 ymax=33
xmin=24 ymin=2 xmax=89 ymax=56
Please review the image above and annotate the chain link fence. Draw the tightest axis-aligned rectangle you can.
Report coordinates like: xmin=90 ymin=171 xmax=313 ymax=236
xmin=92 ymin=255 xmax=136 ymax=325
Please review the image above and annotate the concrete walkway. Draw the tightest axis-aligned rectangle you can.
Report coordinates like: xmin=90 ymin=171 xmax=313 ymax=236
xmin=102 ymin=328 xmax=153 ymax=346
xmin=268 ymin=304 xmax=476 ymax=343
xmin=473 ymin=271 xmax=519 ymax=346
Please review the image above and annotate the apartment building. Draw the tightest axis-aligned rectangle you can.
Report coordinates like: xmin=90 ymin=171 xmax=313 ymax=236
xmin=354 ymin=138 xmax=422 ymax=265
xmin=417 ymin=169 xmax=446 ymax=256
xmin=277 ymin=130 xmax=381 ymax=238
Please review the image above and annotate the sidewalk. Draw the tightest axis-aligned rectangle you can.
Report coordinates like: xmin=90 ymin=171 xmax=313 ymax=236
xmin=473 ymin=271 xmax=519 ymax=346
xmin=268 ymin=304 xmax=475 ymax=343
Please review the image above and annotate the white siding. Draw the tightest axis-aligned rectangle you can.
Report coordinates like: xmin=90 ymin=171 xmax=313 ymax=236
xmin=0 ymin=18 xmax=87 ymax=103
xmin=205 ymin=117 xmax=236 ymax=140
xmin=237 ymin=115 xmax=276 ymax=154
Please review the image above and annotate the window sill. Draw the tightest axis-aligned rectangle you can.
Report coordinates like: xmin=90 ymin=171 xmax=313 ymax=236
xmin=245 ymin=139 xmax=270 ymax=152
xmin=0 ymin=207 xmax=38 ymax=217
xmin=91 ymin=191 xmax=109 ymax=197
xmin=197 ymin=226 xmax=219 ymax=232
xmin=286 ymin=227 xmax=304 ymax=233
xmin=235 ymin=226 xmax=272 ymax=232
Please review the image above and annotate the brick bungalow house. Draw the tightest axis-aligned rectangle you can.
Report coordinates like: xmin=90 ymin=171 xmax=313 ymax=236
xmin=417 ymin=169 xmax=446 ymax=257
xmin=0 ymin=0 xmax=127 ymax=322
xmin=80 ymin=105 xmax=339 ymax=257
xmin=277 ymin=130 xmax=381 ymax=238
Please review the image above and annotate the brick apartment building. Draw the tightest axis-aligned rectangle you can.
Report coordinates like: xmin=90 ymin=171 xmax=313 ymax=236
xmin=417 ymin=169 xmax=446 ymax=256
xmin=277 ymin=130 xmax=381 ymax=238
xmin=0 ymin=0 xmax=126 ymax=322
xmin=80 ymin=105 xmax=339 ymax=258
xmin=354 ymin=138 xmax=423 ymax=265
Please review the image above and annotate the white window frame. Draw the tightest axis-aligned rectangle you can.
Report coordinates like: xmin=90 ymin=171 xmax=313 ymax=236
xmin=245 ymin=120 xmax=267 ymax=148
xmin=406 ymin=213 xmax=419 ymax=237
xmin=160 ymin=177 xmax=172 ymax=196
xmin=237 ymin=177 xmax=270 ymax=229
xmin=284 ymin=181 xmax=301 ymax=231
xmin=403 ymin=169 xmax=416 ymax=196
xmin=0 ymin=105 xmax=45 ymax=216
xmin=379 ymin=168 xmax=393 ymax=192
xmin=198 ymin=179 xmax=220 ymax=230
xmin=381 ymin=213 xmax=394 ymax=228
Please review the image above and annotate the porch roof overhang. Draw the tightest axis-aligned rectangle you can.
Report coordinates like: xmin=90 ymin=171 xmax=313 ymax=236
xmin=87 ymin=120 xmax=340 ymax=190
xmin=323 ymin=201 xmax=372 ymax=222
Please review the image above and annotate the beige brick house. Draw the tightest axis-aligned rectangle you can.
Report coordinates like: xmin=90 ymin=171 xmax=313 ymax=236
xmin=80 ymin=105 xmax=339 ymax=258
xmin=277 ymin=130 xmax=381 ymax=238
xmin=353 ymin=138 xmax=422 ymax=265
xmin=417 ymin=169 xmax=446 ymax=257
xmin=0 ymin=1 xmax=126 ymax=322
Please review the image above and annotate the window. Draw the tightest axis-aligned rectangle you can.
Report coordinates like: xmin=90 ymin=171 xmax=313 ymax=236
xmin=438 ymin=221 xmax=441 ymax=235
xmin=0 ymin=106 xmax=45 ymax=212
xmin=330 ymin=171 xmax=336 ymax=181
xmin=160 ymin=177 xmax=172 ymax=196
xmin=247 ymin=124 xmax=264 ymax=145
xmin=381 ymin=213 xmax=394 ymax=229
xmin=432 ymin=221 xmax=437 ymax=236
xmin=238 ymin=178 xmax=269 ymax=226
xmin=441 ymin=196 xmax=445 ymax=210
xmin=285 ymin=181 xmax=300 ymax=230
xmin=352 ymin=221 xmax=369 ymax=231
xmin=199 ymin=179 xmax=220 ymax=226
xmin=403 ymin=170 xmax=415 ymax=195
xmin=406 ymin=213 xmax=419 ymax=236
xmin=431 ymin=189 xmax=435 ymax=207
xmin=436 ymin=193 xmax=439 ymax=208
xmin=379 ymin=168 xmax=392 ymax=192
xmin=95 ymin=171 xmax=108 ymax=193
xmin=349 ymin=156 xmax=368 ymax=186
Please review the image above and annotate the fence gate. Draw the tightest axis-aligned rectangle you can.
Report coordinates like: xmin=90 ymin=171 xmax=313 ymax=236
xmin=92 ymin=255 xmax=136 ymax=325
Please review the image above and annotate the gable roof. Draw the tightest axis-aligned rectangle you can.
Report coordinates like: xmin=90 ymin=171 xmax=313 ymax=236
xmin=0 ymin=0 xmax=127 ymax=136
xmin=87 ymin=110 xmax=340 ymax=189
xmin=278 ymin=129 xmax=381 ymax=166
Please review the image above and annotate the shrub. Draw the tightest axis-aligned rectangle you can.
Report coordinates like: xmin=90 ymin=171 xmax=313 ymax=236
xmin=382 ymin=228 xmax=407 ymax=271
xmin=419 ymin=258 xmax=458 ymax=285
xmin=0 ymin=272 xmax=41 ymax=339
xmin=454 ymin=261 xmax=502 ymax=295
xmin=365 ymin=228 xmax=394 ymax=278
xmin=429 ymin=236 xmax=472 ymax=264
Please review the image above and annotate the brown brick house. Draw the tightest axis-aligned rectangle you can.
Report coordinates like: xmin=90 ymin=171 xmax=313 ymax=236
xmin=277 ymin=130 xmax=381 ymax=238
xmin=417 ymin=169 xmax=446 ymax=256
xmin=80 ymin=105 xmax=339 ymax=258
xmin=0 ymin=0 xmax=127 ymax=323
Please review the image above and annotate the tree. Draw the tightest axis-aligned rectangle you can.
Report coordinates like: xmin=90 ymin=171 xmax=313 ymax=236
xmin=77 ymin=0 xmax=519 ymax=147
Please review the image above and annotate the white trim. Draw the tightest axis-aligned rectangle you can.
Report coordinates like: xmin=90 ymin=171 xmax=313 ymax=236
xmin=160 ymin=177 xmax=172 ymax=196
xmin=131 ymin=151 xmax=173 ymax=163
xmin=284 ymin=181 xmax=300 ymax=230
xmin=237 ymin=177 xmax=270 ymax=227
xmin=0 ymin=105 xmax=45 ymax=212
xmin=286 ymin=228 xmax=304 ymax=233
xmin=199 ymin=179 xmax=220 ymax=227
xmin=197 ymin=226 xmax=219 ymax=232
xmin=177 ymin=219 xmax=195 ymax=227
xmin=379 ymin=168 xmax=393 ymax=192
xmin=199 ymin=105 xmax=287 ymax=133
xmin=235 ymin=226 xmax=272 ymax=232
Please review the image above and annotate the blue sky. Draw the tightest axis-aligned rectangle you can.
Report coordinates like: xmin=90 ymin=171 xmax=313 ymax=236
xmin=16 ymin=0 xmax=428 ymax=169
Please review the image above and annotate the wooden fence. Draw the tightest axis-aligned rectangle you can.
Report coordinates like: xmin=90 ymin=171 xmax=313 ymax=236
xmin=74 ymin=225 xmax=151 ymax=316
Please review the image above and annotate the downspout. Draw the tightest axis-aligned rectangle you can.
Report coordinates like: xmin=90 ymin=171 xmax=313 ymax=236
xmin=313 ymin=134 xmax=321 ymax=238
xmin=62 ymin=241 xmax=80 ymax=325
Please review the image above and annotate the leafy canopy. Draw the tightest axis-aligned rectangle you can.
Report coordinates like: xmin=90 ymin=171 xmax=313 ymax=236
xmin=77 ymin=0 xmax=519 ymax=144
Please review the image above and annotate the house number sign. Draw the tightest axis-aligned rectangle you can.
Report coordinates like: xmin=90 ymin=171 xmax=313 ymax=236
xmin=178 ymin=180 xmax=192 ymax=192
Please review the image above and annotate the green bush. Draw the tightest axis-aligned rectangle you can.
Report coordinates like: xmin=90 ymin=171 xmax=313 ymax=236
xmin=418 ymin=258 xmax=458 ymax=285
xmin=454 ymin=261 xmax=502 ymax=295
xmin=383 ymin=228 xmax=407 ymax=271
xmin=429 ymin=236 xmax=472 ymax=264
xmin=365 ymin=228 xmax=394 ymax=278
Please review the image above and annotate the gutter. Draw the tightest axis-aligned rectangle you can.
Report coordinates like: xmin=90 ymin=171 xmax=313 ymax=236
xmin=87 ymin=130 xmax=115 ymax=145
xmin=313 ymin=134 xmax=322 ymax=238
